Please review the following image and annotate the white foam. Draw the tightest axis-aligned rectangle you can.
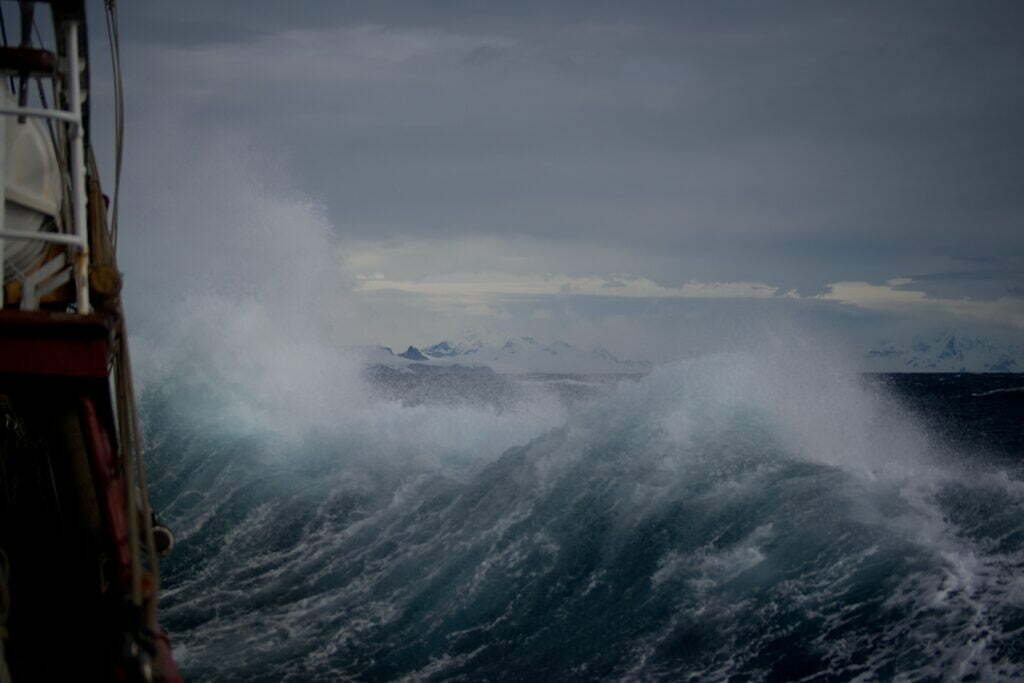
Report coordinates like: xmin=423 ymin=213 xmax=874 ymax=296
xmin=972 ymin=385 xmax=1024 ymax=397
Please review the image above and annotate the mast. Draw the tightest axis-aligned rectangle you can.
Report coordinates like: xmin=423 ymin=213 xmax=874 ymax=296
xmin=0 ymin=2 xmax=180 ymax=680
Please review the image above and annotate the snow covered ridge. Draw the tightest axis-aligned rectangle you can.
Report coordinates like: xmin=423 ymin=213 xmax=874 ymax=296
xmin=353 ymin=332 xmax=1023 ymax=374
xmin=353 ymin=337 xmax=652 ymax=374
xmin=865 ymin=333 xmax=1024 ymax=372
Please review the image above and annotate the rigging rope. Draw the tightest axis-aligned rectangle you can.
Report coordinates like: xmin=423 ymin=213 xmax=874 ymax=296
xmin=32 ymin=20 xmax=63 ymax=192
xmin=101 ymin=0 xmax=161 ymax=626
xmin=0 ymin=6 xmax=13 ymax=94
xmin=104 ymin=0 xmax=124 ymax=247
xmin=0 ymin=549 xmax=10 ymax=683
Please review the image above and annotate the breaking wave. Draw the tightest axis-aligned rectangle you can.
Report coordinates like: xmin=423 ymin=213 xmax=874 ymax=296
xmin=972 ymin=386 xmax=1024 ymax=397
xmin=142 ymin=343 xmax=1024 ymax=681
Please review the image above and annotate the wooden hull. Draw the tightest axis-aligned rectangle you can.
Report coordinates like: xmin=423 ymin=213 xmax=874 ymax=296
xmin=0 ymin=312 xmax=180 ymax=681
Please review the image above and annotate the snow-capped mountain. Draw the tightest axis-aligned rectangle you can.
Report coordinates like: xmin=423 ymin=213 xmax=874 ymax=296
xmin=422 ymin=336 xmax=650 ymax=374
xmin=398 ymin=346 xmax=429 ymax=361
xmin=865 ymin=333 xmax=1023 ymax=372
xmin=422 ymin=341 xmax=475 ymax=358
xmin=356 ymin=337 xmax=650 ymax=374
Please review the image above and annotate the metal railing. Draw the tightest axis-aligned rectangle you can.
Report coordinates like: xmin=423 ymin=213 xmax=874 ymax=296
xmin=0 ymin=20 xmax=90 ymax=314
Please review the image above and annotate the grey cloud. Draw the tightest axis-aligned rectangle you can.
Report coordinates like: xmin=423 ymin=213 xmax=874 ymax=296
xmin=898 ymin=270 xmax=1024 ymax=302
xmin=92 ymin=0 xmax=1024 ymax=343
xmin=113 ymin=2 xmax=1023 ymax=270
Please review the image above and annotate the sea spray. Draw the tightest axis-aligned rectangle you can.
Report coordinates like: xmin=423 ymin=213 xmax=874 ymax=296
xmin=141 ymin=343 xmax=1024 ymax=681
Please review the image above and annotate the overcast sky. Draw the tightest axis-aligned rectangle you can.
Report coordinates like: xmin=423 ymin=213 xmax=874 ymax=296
xmin=88 ymin=0 xmax=1024 ymax=358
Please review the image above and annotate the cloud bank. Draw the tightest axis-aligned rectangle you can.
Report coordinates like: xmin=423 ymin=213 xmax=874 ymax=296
xmin=88 ymin=1 xmax=1024 ymax=359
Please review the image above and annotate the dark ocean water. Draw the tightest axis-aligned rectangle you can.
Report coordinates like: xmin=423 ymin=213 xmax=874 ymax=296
xmin=144 ymin=360 xmax=1024 ymax=681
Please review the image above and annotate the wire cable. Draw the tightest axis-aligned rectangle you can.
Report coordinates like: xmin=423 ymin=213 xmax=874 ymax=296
xmin=32 ymin=21 xmax=60 ymax=167
xmin=0 ymin=6 xmax=14 ymax=94
xmin=104 ymin=0 xmax=124 ymax=246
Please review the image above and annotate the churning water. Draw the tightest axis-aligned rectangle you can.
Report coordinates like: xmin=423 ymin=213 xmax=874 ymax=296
xmin=143 ymin=350 xmax=1024 ymax=681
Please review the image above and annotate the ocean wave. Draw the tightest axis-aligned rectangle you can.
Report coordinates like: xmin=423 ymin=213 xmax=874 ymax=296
xmin=972 ymin=386 xmax=1024 ymax=397
xmin=143 ymin=349 xmax=1024 ymax=681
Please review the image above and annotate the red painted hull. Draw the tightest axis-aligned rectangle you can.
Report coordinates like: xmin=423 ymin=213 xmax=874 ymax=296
xmin=0 ymin=311 xmax=181 ymax=681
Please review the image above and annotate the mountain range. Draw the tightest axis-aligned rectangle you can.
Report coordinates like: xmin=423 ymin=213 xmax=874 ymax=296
xmin=365 ymin=337 xmax=651 ymax=374
xmin=355 ymin=332 xmax=1023 ymax=374
xmin=864 ymin=333 xmax=1023 ymax=372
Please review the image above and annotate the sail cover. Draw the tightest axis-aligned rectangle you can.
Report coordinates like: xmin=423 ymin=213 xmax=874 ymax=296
xmin=2 ymin=88 xmax=63 ymax=282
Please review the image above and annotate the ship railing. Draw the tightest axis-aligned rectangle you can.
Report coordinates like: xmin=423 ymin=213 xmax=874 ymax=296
xmin=0 ymin=19 xmax=90 ymax=314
